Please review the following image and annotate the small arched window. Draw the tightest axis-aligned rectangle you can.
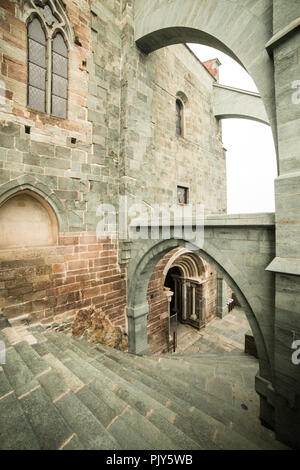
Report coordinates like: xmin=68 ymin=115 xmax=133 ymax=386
xmin=176 ymin=99 xmax=183 ymax=137
xmin=27 ymin=17 xmax=47 ymax=113
xmin=26 ymin=2 xmax=69 ymax=119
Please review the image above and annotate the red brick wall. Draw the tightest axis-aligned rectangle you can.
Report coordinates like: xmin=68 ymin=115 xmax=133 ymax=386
xmin=0 ymin=232 xmax=127 ymax=330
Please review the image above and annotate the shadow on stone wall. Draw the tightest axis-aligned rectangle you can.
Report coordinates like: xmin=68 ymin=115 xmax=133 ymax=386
xmin=72 ymin=307 xmax=128 ymax=352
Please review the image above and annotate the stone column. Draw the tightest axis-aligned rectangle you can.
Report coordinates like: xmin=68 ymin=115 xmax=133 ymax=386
xmin=217 ymin=278 xmax=228 ymax=319
xmin=174 ymin=278 xmax=178 ymax=313
xmin=191 ymin=283 xmax=197 ymax=321
xmin=182 ymin=280 xmax=187 ymax=320
xmin=127 ymin=304 xmax=151 ymax=355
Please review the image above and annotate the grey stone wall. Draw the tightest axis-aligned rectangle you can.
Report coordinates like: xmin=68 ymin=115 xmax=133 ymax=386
xmin=120 ymin=3 xmax=226 ymax=214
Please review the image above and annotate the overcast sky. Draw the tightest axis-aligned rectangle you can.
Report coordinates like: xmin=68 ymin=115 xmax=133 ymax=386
xmin=188 ymin=44 xmax=277 ymax=214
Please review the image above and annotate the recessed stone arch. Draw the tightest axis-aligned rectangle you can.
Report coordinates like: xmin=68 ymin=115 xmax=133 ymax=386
xmin=162 ymin=248 xmax=206 ymax=281
xmin=0 ymin=176 xmax=68 ymax=232
xmin=0 ymin=190 xmax=58 ymax=249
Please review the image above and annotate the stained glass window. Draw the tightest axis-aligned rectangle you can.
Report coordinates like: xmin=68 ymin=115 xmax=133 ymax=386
xmin=52 ymin=33 xmax=68 ymax=118
xmin=27 ymin=18 xmax=46 ymax=113
xmin=27 ymin=2 xmax=68 ymax=118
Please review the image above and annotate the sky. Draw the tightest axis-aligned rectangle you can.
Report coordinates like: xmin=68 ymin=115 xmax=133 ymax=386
xmin=188 ymin=44 xmax=278 ymax=214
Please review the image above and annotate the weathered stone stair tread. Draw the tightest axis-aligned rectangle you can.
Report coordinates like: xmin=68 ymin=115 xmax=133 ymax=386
xmin=100 ymin=350 xmax=286 ymax=449
xmin=138 ymin=356 xmax=260 ymax=412
xmin=1 ymin=326 xmax=290 ymax=450
xmin=93 ymin=352 xmax=263 ymax=450
xmin=17 ymin=340 xmax=121 ymax=450
xmin=91 ymin=343 xmax=286 ymax=450
xmin=49 ymin=333 xmax=284 ymax=450
xmin=2 ymin=346 xmax=82 ymax=450
xmin=62 ymin=351 xmax=177 ymax=450
xmin=33 ymin=331 xmax=184 ymax=450
xmin=148 ymin=354 xmax=257 ymax=364
xmin=0 ymin=369 xmax=40 ymax=450
xmin=43 ymin=332 xmax=200 ymax=450
xmin=28 ymin=334 xmax=157 ymax=450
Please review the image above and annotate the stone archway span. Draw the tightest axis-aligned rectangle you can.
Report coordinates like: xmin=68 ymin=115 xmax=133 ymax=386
xmin=134 ymin=0 xmax=277 ymax=152
xmin=127 ymin=237 xmax=272 ymax=382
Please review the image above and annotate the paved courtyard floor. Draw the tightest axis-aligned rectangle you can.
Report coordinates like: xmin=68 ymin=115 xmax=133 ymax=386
xmin=176 ymin=307 xmax=251 ymax=354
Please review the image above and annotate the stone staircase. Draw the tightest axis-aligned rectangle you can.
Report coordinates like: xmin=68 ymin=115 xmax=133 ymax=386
xmin=0 ymin=326 xmax=288 ymax=450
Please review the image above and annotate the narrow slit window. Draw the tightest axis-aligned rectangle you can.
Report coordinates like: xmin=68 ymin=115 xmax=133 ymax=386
xmin=27 ymin=17 xmax=46 ymax=113
xmin=177 ymin=186 xmax=188 ymax=205
xmin=176 ymin=99 xmax=183 ymax=136
xmin=52 ymin=33 xmax=68 ymax=119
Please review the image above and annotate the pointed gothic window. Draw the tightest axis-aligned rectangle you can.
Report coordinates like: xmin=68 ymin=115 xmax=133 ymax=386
xmin=26 ymin=2 xmax=69 ymax=118
xmin=52 ymin=33 xmax=68 ymax=118
xmin=27 ymin=17 xmax=47 ymax=113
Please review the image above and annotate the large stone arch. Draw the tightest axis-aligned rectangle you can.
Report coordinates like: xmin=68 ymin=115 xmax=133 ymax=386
xmin=134 ymin=0 xmax=277 ymax=151
xmin=127 ymin=237 xmax=272 ymax=382
xmin=0 ymin=175 xmax=68 ymax=232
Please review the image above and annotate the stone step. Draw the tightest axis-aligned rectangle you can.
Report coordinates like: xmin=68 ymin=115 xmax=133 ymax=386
xmin=75 ymin=385 xmax=153 ymax=450
xmin=0 ymin=367 xmax=40 ymax=450
xmin=43 ymin=331 xmax=201 ymax=450
xmin=91 ymin=342 xmax=287 ymax=450
xmin=1 ymin=326 xmax=37 ymax=346
xmin=92 ymin=351 xmax=265 ymax=450
xmin=62 ymin=350 xmax=177 ymax=450
xmin=136 ymin=356 xmax=260 ymax=413
xmin=2 ymin=345 xmax=82 ymax=450
xmin=93 ymin=345 xmax=287 ymax=450
xmin=143 ymin=354 xmax=257 ymax=385
xmin=15 ymin=340 xmax=120 ymax=450
xmin=38 ymin=333 xmax=189 ymax=450
xmin=95 ymin=344 xmax=255 ymax=407
xmin=50 ymin=333 xmax=281 ymax=450
xmin=10 ymin=326 xmax=288 ymax=450
xmin=148 ymin=353 xmax=257 ymax=365
xmin=30 ymin=335 xmax=155 ymax=450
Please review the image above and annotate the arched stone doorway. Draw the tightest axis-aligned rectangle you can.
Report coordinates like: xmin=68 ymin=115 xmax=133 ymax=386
xmin=148 ymin=247 xmax=240 ymax=354
xmin=128 ymin=238 xmax=271 ymax=378
xmin=164 ymin=251 xmax=206 ymax=327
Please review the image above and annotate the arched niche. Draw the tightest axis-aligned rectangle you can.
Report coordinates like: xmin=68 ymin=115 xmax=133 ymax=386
xmin=0 ymin=190 xmax=58 ymax=249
